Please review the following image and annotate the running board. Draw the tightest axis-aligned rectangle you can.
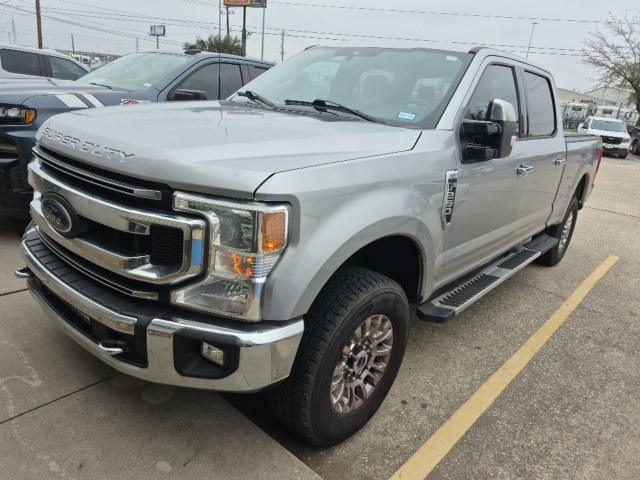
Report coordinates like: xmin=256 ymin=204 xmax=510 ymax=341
xmin=417 ymin=234 xmax=558 ymax=323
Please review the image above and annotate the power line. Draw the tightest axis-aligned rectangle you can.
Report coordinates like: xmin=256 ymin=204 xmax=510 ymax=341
xmin=269 ymin=2 xmax=604 ymax=24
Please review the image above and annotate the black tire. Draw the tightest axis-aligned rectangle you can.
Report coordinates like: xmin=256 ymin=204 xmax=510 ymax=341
xmin=269 ymin=266 xmax=409 ymax=446
xmin=631 ymin=141 xmax=639 ymax=155
xmin=618 ymin=151 xmax=628 ymax=159
xmin=537 ymin=196 xmax=579 ymax=266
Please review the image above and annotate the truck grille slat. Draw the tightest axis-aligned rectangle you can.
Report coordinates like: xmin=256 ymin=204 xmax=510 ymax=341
xmin=27 ymin=149 xmax=208 ymax=301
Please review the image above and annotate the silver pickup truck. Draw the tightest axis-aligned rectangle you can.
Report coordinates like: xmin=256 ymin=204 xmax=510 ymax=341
xmin=16 ymin=46 xmax=602 ymax=446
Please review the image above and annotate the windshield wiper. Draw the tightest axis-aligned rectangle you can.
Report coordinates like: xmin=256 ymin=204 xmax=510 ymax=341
xmin=284 ymin=99 xmax=383 ymax=124
xmin=236 ymin=90 xmax=275 ymax=108
xmin=88 ymin=82 xmax=113 ymax=90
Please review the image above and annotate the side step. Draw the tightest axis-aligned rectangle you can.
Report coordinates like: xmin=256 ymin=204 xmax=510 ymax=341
xmin=417 ymin=234 xmax=558 ymax=323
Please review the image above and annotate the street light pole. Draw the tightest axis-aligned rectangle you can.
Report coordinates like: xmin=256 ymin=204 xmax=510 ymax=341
xmin=526 ymin=22 xmax=538 ymax=59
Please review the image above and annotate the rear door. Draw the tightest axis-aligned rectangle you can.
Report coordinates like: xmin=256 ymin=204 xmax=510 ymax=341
xmin=513 ymin=68 xmax=566 ymax=239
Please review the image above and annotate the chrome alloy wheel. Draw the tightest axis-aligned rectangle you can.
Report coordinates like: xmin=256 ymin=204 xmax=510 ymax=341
xmin=330 ymin=314 xmax=394 ymax=414
xmin=558 ymin=210 xmax=574 ymax=253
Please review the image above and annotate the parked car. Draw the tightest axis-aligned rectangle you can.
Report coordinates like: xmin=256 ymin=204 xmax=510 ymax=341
xmin=577 ymin=116 xmax=631 ymax=158
xmin=0 ymin=44 xmax=89 ymax=80
xmin=0 ymin=49 xmax=273 ymax=218
xmin=16 ymin=45 xmax=602 ymax=446
xmin=630 ymin=125 xmax=640 ymax=155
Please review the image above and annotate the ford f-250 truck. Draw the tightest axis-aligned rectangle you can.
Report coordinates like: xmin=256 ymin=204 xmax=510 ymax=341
xmin=16 ymin=46 xmax=602 ymax=446
xmin=0 ymin=49 xmax=272 ymax=219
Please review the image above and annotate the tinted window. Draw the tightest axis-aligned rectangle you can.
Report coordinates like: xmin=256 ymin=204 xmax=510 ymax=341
xmin=180 ymin=64 xmax=219 ymax=100
xmin=249 ymin=65 xmax=268 ymax=80
xmin=0 ymin=49 xmax=41 ymax=76
xmin=524 ymin=71 xmax=555 ymax=137
xmin=49 ymin=57 xmax=87 ymax=80
xmin=219 ymin=63 xmax=243 ymax=99
xmin=466 ymin=64 xmax=520 ymax=136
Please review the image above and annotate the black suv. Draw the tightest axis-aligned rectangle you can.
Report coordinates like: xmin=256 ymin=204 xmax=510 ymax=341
xmin=0 ymin=50 xmax=273 ymax=218
xmin=630 ymin=126 xmax=640 ymax=156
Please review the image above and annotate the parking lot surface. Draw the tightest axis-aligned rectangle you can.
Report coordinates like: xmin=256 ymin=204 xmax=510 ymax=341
xmin=1 ymin=153 xmax=638 ymax=479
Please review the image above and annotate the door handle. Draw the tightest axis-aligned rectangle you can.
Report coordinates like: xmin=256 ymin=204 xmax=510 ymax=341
xmin=554 ymin=157 xmax=567 ymax=167
xmin=516 ymin=164 xmax=534 ymax=177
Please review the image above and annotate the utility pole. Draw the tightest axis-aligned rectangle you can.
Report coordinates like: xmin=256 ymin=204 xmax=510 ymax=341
xmin=226 ymin=6 xmax=230 ymax=37
xmin=156 ymin=36 xmax=159 ymax=50
xmin=526 ymin=22 xmax=538 ymax=59
xmin=241 ymin=6 xmax=247 ymax=56
xmin=261 ymin=6 xmax=265 ymax=60
xmin=12 ymin=18 xmax=17 ymax=45
xmin=280 ymin=30 xmax=285 ymax=62
xmin=71 ymin=34 xmax=75 ymax=54
xmin=35 ymin=0 xmax=43 ymax=48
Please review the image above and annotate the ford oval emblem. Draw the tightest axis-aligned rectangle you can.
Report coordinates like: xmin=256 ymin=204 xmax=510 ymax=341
xmin=41 ymin=194 xmax=80 ymax=238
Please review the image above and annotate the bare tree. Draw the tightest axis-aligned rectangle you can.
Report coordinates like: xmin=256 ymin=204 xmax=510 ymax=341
xmin=582 ymin=10 xmax=640 ymax=118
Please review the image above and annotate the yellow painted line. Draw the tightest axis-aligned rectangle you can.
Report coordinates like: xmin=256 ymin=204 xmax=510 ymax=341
xmin=391 ymin=255 xmax=620 ymax=480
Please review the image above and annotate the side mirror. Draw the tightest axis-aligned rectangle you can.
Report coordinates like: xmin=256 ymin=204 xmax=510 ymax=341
xmin=461 ymin=98 xmax=517 ymax=161
xmin=171 ymin=89 xmax=208 ymax=101
xmin=488 ymin=99 xmax=517 ymax=159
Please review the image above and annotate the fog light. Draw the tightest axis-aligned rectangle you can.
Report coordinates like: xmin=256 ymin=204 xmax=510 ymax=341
xmin=201 ymin=343 xmax=225 ymax=366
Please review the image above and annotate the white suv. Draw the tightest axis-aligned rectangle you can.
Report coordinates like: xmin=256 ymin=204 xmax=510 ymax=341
xmin=577 ymin=116 xmax=631 ymax=159
xmin=0 ymin=44 xmax=89 ymax=81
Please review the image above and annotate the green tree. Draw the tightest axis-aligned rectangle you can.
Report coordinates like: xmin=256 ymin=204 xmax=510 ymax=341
xmin=582 ymin=10 xmax=640 ymax=120
xmin=184 ymin=34 xmax=243 ymax=56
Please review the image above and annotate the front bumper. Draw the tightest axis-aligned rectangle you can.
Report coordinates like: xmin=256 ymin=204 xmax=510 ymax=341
xmin=20 ymin=226 xmax=304 ymax=392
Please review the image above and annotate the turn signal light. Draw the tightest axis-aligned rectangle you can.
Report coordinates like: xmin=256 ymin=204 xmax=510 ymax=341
xmin=262 ymin=211 xmax=286 ymax=252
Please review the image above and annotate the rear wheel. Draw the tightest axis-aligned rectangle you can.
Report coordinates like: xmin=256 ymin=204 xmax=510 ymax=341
xmin=269 ymin=266 xmax=409 ymax=446
xmin=630 ymin=140 xmax=639 ymax=155
xmin=537 ymin=196 xmax=579 ymax=266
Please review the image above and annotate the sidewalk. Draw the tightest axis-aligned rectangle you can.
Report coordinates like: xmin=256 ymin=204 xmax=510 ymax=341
xmin=0 ymin=219 xmax=321 ymax=480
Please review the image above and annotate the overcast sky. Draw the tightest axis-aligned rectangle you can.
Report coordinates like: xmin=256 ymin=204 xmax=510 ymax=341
xmin=0 ymin=0 xmax=638 ymax=92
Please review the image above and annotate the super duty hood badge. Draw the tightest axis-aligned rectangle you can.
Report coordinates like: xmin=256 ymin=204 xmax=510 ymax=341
xmin=40 ymin=127 xmax=134 ymax=161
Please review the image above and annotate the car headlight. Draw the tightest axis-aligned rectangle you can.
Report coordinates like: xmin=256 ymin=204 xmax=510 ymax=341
xmin=0 ymin=106 xmax=36 ymax=125
xmin=172 ymin=192 xmax=289 ymax=321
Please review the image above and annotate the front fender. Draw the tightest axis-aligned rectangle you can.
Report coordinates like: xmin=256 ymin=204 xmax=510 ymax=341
xmin=259 ymin=184 xmax=442 ymax=321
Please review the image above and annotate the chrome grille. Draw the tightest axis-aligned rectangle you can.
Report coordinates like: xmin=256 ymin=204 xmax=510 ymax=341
xmin=28 ymin=155 xmax=206 ymax=288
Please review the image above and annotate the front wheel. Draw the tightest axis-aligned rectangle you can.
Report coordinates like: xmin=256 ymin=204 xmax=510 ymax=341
xmin=269 ymin=266 xmax=409 ymax=446
xmin=619 ymin=150 xmax=628 ymax=159
xmin=537 ymin=196 xmax=579 ymax=266
xmin=630 ymin=140 xmax=639 ymax=155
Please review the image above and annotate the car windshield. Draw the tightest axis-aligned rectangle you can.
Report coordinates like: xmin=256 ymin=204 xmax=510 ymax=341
xmin=77 ymin=52 xmax=189 ymax=92
xmin=232 ymin=47 xmax=471 ymax=129
xmin=590 ymin=119 xmax=627 ymax=133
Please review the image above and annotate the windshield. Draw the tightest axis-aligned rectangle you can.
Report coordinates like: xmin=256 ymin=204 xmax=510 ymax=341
xmin=590 ymin=119 xmax=627 ymax=133
xmin=233 ymin=47 xmax=471 ymax=128
xmin=77 ymin=53 xmax=189 ymax=92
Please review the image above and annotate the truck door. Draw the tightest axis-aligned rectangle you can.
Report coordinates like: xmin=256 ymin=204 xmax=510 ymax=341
xmin=512 ymin=69 xmax=566 ymax=240
xmin=440 ymin=62 xmax=529 ymax=283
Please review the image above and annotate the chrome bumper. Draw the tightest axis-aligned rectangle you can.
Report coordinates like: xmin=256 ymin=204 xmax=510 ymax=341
xmin=21 ymin=235 xmax=304 ymax=392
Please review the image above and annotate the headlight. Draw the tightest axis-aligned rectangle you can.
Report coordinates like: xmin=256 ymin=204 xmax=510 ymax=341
xmin=172 ymin=192 xmax=289 ymax=321
xmin=0 ymin=106 xmax=36 ymax=125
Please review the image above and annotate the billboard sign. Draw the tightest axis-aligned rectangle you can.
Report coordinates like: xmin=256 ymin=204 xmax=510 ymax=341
xmin=224 ymin=0 xmax=267 ymax=7
xmin=149 ymin=25 xmax=166 ymax=36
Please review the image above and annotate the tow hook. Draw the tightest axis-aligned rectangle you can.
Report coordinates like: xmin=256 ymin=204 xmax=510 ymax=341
xmin=98 ymin=339 xmax=131 ymax=356
xmin=15 ymin=267 xmax=34 ymax=279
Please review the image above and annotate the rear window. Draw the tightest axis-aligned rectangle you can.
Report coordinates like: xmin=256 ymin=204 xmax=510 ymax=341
xmin=524 ymin=71 xmax=556 ymax=137
xmin=0 ymin=49 xmax=41 ymax=76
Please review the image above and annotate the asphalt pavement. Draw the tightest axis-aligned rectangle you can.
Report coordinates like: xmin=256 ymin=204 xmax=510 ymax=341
xmin=0 ymin=152 xmax=638 ymax=479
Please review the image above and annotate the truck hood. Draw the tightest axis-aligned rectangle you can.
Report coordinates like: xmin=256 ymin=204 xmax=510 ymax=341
xmin=0 ymin=77 xmax=149 ymax=109
xmin=586 ymin=128 xmax=630 ymax=140
xmin=36 ymin=101 xmax=421 ymax=199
